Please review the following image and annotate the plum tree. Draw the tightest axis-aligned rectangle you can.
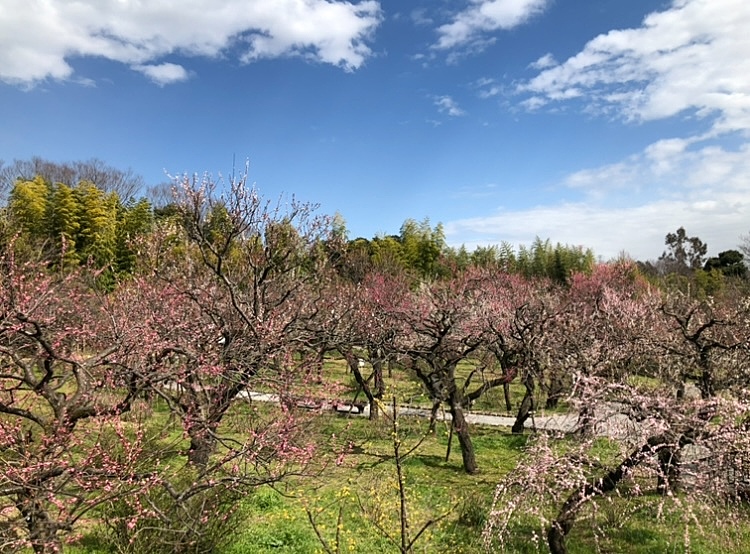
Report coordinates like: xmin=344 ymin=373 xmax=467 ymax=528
xmin=132 ymin=167 xmax=331 ymax=466
xmin=0 ymin=253 xmax=149 ymax=552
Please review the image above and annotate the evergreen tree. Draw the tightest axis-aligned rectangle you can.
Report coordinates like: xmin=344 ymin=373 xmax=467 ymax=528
xmin=497 ymin=241 xmax=517 ymax=272
xmin=659 ymin=227 xmax=707 ymax=275
xmin=8 ymin=176 xmax=49 ymax=240
xmin=74 ymin=181 xmax=119 ymax=267
xmin=6 ymin=173 xmax=153 ymax=276
xmin=470 ymin=244 xmax=498 ymax=268
xmin=370 ymin=234 xmax=406 ymax=273
xmin=703 ymin=249 xmax=746 ymax=278
xmin=115 ymin=197 xmax=153 ymax=274
xmin=47 ymin=183 xmax=81 ymax=266
xmin=398 ymin=217 xmax=446 ymax=278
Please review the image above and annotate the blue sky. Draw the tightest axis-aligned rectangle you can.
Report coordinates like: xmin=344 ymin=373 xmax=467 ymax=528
xmin=1 ymin=0 xmax=749 ymax=261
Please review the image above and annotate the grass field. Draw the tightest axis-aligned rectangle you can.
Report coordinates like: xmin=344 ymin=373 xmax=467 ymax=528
xmin=9 ymin=354 xmax=750 ymax=553
xmin=309 ymin=354 xmax=571 ymax=416
xmin=66 ymin=402 xmax=750 ymax=554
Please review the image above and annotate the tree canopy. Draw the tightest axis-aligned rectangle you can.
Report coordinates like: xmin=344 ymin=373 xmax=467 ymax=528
xmin=6 ymin=174 xmax=152 ymax=277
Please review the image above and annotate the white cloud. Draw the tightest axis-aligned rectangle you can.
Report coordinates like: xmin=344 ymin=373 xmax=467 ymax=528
xmin=519 ymin=96 xmax=548 ymax=110
xmin=410 ymin=8 xmax=433 ymax=26
xmin=445 ymin=140 xmax=750 ymax=260
xmin=478 ymin=86 xmax=502 ymax=99
xmin=452 ymin=0 xmax=750 ymax=261
xmin=528 ymin=53 xmax=556 ymax=70
xmin=133 ymin=63 xmax=190 ymax=86
xmin=565 ymin=139 xmax=750 ymax=194
xmin=434 ymin=0 xmax=549 ymax=51
xmin=0 ymin=0 xmax=382 ymax=86
xmin=446 ymin=196 xmax=749 ymax=262
xmin=518 ymin=0 xmax=750 ymax=135
xmin=474 ymin=77 xmax=503 ymax=99
xmin=434 ymin=95 xmax=466 ymax=116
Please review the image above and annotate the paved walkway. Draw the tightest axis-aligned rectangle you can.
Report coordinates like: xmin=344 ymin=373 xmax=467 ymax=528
xmin=379 ymin=405 xmax=581 ymax=433
xmin=245 ymin=391 xmax=582 ymax=433
xmin=395 ymin=403 xmax=649 ymax=440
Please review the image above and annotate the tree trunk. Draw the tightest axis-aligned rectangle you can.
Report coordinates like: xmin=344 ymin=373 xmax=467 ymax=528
xmin=370 ymin=349 xmax=385 ymax=421
xmin=656 ymin=445 xmax=681 ymax=494
xmin=676 ymin=380 xmax=686 ymax=400
xmin=344 ymin=349 xmax=378 ymax=419
xmin=690 ymin=338 xmax=719 ymax=399
xmin=512 ymin=373 xmax=535 ymax=434
xmin=503 ymin=381 xmax=512 ymax=412
xmin=448 ymin=396 xmax=478 ymax=474
xmin=428 ymin=400 xmax=441 ymax=433
xmin=17 ymin=494 xmax=62 ymax=554
xmin=313 ymin=346 xmax=326 ymax=383
xmin=187 ymin=428 xmax=216 ymax=467
xmin=369 ymin=397 xmax=380 ymax=420
xmin=699 ymin=361 xmax=715 ymax=399
xmin=545 ymin=372 xmax=565 ymax=410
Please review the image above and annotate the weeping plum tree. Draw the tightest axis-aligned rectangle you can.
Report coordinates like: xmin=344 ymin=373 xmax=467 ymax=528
xmin=484 ymin=262 xmax=750 ymax=553
xmin=485 ymin=381 xmax=750 ymax=554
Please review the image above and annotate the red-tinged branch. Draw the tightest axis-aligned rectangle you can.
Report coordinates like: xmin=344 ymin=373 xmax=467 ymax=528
xmin=547 ymin=432 xmax=687 ymax=554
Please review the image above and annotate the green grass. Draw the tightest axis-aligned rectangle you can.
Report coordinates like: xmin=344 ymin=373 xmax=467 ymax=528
xmin=207 ymin=411 xmax=750 ymax=554
xmin=21 ymin=402 xmax=750 ymax=554
xmin=7 ymin=357 xmax=750 ymax=554
xmin=238 ymin=410 xmax=749 ymax=553
xmin=208 ymin=411 xmax=520 ymax=554
xmin=316 ymin=354 xmax=571 ymax=416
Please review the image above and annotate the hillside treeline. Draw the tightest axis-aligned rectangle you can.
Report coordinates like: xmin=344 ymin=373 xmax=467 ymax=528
xmin=1 ymin=159 xmax=598 ymax=286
